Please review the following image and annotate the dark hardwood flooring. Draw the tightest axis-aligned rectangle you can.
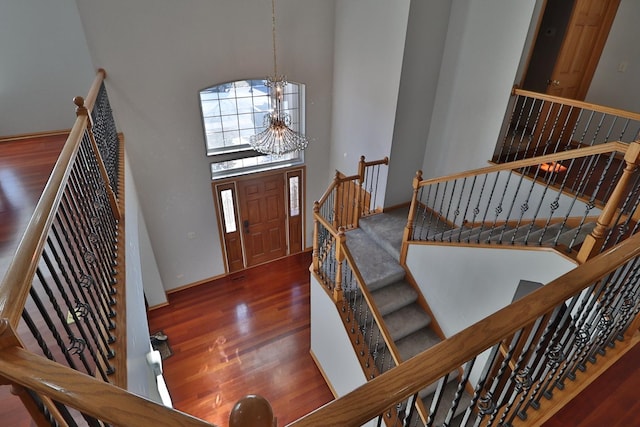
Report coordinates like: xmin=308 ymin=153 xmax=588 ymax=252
xmin=146 ymin=251 xmax=334 ymax=426
xmin=0 ymin=132 xmax=638 ymax=426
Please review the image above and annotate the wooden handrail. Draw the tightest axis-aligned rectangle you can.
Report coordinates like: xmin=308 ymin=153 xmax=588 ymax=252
xmin=418 ymin=141 xmax=628 ymax=188
xmin=314 ymin=211 xmax=340 ymax=238
xmin=0 ymin=344 xmax=218 ymax=427
xmin=290 ymin=231 xmax=640 ymax=426
xmin=361 ymin=156 xmax=389 ymax=168
xmin=513 ymin=88 xmax=640 ymax=123
xmin=0 ymin=117 xmax=87 ymax=327
xmin=83 ymin=68 xmax=106 ymax=113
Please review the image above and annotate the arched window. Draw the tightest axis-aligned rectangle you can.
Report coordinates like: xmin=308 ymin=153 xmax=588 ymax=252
xmin=199 ymin=79 xmax=305 ymax=179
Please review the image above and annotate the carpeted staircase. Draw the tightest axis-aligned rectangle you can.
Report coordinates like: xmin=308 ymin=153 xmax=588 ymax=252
xmin=344 ymin=208 xmax=597 ymax=425
xmin=346 ymin=208 xmax=468 ymax=425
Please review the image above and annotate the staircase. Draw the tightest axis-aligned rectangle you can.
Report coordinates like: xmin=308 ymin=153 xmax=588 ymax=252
xmin=347 ymin=209 xmax=472 ymax=425
xmin=345 ymin=207 xmax=601 ymax=425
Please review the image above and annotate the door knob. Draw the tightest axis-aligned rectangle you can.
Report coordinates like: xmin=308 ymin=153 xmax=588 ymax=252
xmin=243 ymin=219 xmax=249 ymax=233
xmin=547 ymin=79 xmax=561 ymax=87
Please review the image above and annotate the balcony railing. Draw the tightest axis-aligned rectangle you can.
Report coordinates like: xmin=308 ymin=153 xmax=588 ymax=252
xmin=0 ymin=70 xmax=270 ymax=427
xmin=493 ymin=88 xmax=640 ymax=163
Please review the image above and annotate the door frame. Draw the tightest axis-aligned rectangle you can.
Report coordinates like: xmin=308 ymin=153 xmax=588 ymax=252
xmin=212 ymin=166 xmax=306 ymax=273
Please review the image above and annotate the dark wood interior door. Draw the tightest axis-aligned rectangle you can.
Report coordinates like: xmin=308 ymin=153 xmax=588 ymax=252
xmin=237 ymin=174 xmax=287 ymax=267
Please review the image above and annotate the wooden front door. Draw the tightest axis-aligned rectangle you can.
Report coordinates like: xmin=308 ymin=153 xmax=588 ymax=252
xmin=237 ymin=174 xmax=287 ymax=267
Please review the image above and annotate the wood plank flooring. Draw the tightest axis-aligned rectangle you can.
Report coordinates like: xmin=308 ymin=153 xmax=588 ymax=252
xmin=147 ymin=251 xmax=334 ymax=427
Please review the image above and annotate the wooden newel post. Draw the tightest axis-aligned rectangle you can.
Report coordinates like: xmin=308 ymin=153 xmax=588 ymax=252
xmin=577 ymin=142 xmax=640 ymax=263
xmin=354 ymin=156 xmax=366 ymax=228
xmin=333 ymin=227 xmax=346 ymax=303
xmin=332 ymin=171 xmax=341 ymax=229
xmin=400 ymin=170 xmax=423 ymax=265
xmin=229 ymin=394 xmax=276 ymax=427
xmin=312 ymin=202 xmax=320 ymax=273
xmin=74 ymin=96 xmax=122 ymax=222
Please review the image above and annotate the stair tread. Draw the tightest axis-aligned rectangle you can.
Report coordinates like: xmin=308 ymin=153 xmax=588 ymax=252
xmin=395 ymin=327 xmax=442 ymax=362
xmin=345 ymin=228 xmax=406 ymax=291
xmin=371 ymin=280 xmax=418 ymax=316
xmin=358 ymin=210 xmax=408 ymax=261
xmin=554 ymin=221 xmax=597 ymax=248
xmin=383 ymin=303 xmax=431 ymax=342
xmin=421 ymin=377 xmax=472 ymax=426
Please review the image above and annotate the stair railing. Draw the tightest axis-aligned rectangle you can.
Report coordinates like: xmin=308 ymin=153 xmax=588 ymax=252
xmin=293 ymin=231 xmax=640 ymax=427
xmin=401 ymin=141 xmax=640 ymax=265
xmin=0 ymin=70 xmax=270 ymax=427
xmin=494 ymin=88 xmax=640 ymax=163
xmin=313 ymin=158 xmax=415 ymax=425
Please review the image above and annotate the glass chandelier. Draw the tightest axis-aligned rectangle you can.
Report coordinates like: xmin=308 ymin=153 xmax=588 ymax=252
xmin=249 ymin=0 xmax=309 ymax=155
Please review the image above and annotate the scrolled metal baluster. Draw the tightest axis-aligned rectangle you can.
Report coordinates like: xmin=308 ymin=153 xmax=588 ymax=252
xmin=30 ymin=269 xmax=88 ymax=372
xmin=450 ymin=178 xmax=468 ymax=241
xmin=476 ymin=172 xmax=501 ymax=243
xmin=47 ymin=227 xmax=115 ymax=378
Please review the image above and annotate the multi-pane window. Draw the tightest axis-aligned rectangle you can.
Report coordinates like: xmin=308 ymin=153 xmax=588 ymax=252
xmin=200 ymin=79 xmax=305 ymax=179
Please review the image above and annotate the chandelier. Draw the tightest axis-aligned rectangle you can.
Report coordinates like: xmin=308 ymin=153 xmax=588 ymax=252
xmin=249 ymin=0 xmax=309 ymax=155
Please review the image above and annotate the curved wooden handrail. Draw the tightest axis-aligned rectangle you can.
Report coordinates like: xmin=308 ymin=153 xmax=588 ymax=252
xmin=84 ymin=68 xmax=107 ymax=113
xmin=0 ymin=344 xmax=218 ymax=427
xmin=513 ymin=88 xmax=640 ymax=122
xmin=418 ymin=141 xmax=628 ymax=188
xmin=0 ymin=116 xmax=87 ymax=328
xmin=290 ymin=231 xmax=640 ymax=426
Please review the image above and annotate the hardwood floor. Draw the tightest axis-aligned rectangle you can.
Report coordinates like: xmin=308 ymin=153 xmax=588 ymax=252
xmin=147 ymin=251 xmax=334 ymax=426
xmin=0 ymin=133 xmax=67 ymax=276
xmin=542 ymin=341 xmax=640 ymax=427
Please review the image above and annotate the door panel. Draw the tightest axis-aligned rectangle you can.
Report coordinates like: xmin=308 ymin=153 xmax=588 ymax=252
xmin=215 ymin=184 xmax=244 ymax=272
xmin=238 ymin=174 xmax=287 ymax=267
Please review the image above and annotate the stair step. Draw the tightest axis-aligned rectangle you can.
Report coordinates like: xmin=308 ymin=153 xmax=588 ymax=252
xmin=384 ymin=303 xmax=432 ymax=343
xmin=358 ymin=209 xmax=409 ymax=261
xmin=371 ymin=280 xmax=418 ymax=316
xmin=395 ymin=328 xmax=442 ymax=362
xmin=554 ymin=221 xmax=597 ymax=248
xmin=345 ymin=228 xmax=406 ymax=291
xmin=436 ymin=226 xmax=482 ymax=242
xmin=421 ymin=377 xmax=472 ymax=426
xmin=473 ymin=224 xmax=512 ymax=243
xmin=501 ymin=224 xmax=541 ymax=243
xmin=526 ymin=222 xmax=565 ymax=245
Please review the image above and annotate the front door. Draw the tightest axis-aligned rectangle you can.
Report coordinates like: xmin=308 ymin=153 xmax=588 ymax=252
xmin=237 ymin=174 xmax=287 ymax=267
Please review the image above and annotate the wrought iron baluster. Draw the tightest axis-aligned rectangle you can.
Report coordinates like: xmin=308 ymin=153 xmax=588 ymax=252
xmin=425 ymin=373 xmax=449 ymax=427
xmin=49 ymin=224 xmax=115 ymax=377
xmin=478 ymin=172 xmax=502 ymax=243
xmin=63 ymin=177 xmax=117 ymax=315
xmin=458 ymin=176 xmax=478 ymax=242
xmin=29 ymin=268 xmax=89 ymax=373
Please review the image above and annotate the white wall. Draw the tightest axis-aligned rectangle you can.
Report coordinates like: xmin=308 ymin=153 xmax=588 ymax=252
xmin=384 ymin=0 xmax=452 ymax=208
xmin=310 ymin=275 xmax=377 ymax=427
xmin=422 ymin=0 xmax=538 ymax=180
xmin=329 ymin=0 xmax=410 ymax=187
xmin=406 ymin=245 xmax=576 ymax=338
xmin=76 ymin=0 xmax=335 ymax=291
xmin=586 ymin=0 xmax=640 ymax=114
xmin=0 ymin=0 xmax=94 ymax=135
xmin=124 ymin=159 xmax=164 ymax=403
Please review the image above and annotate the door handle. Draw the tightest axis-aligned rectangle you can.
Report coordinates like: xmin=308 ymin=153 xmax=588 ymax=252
xmin=547 ymin=79 xmax=561 ymax=87
xmin=243 ymin=219 xmax=249 ymax=233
